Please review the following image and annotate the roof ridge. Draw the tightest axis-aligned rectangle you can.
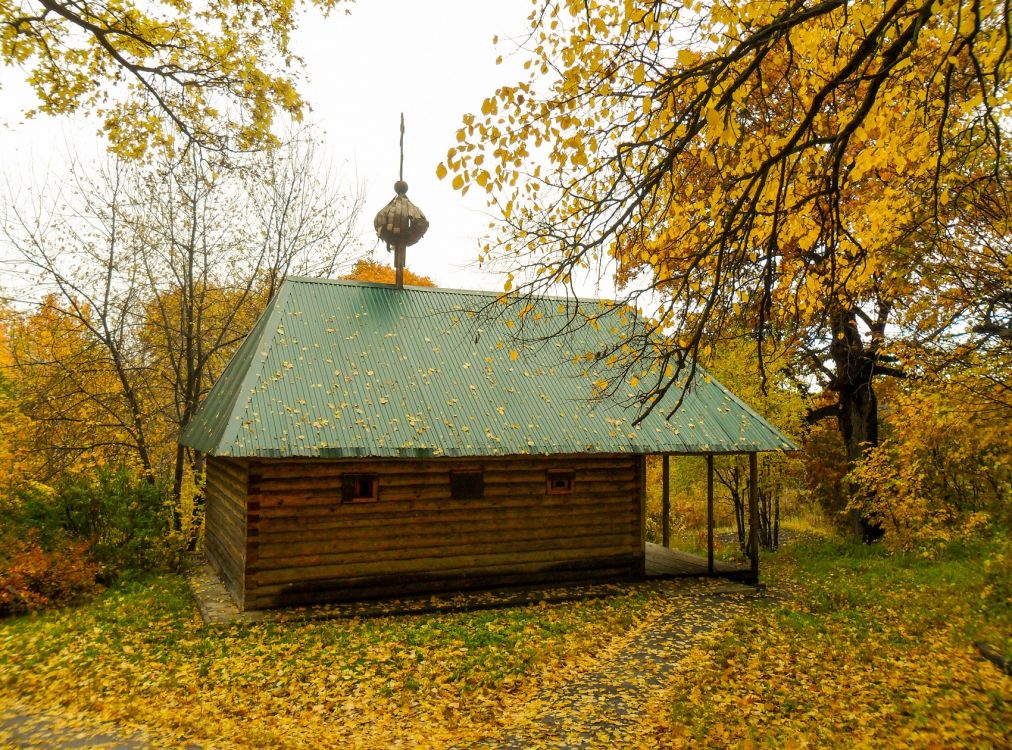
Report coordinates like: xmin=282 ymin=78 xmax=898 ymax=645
xmin=284 ymin=275 xmax=616 ymax=305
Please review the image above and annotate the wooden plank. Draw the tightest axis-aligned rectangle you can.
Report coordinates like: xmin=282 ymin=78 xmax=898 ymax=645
xmin=204 ymin=456 xmax=248 ymax=608
xmin=250 ymin=544 xmax=641 ymax=587
xmin=206 ymin=539 xmax=244 ymax=595
xmin=206 ymin=476 xmax=246 ymax=502
xmin=252 ymin=480 xmax=640 ymax=500
xmin=257 ymin=506 xmax=637 ymax=534
xmin=205 ymin=521 xmax=246 ymax=566
xmin=205 ymin=494 xmax=243 ymax=527
xmin=312 ymin=488 xmax=632 ymax=512
xmin=212 ymin=459 xmax=248 ymax=489
xmin=253 ymin=532 xmax=637 ymax=572
xmin=254 ymin=485 xmax=638 ymax=507
xmin=255 ymin=522 xmax=637 ymax=560
xmin=250 ymin=465 xmax=631 ymax=493
xmin=204 ymin=486 xmax=245 ymax=528
xmin=205 ymin=545 xmax=242 ymax=603
xmin=255 ymin=493 xmax=638 ymax=519
xmin=255 ymin=504 xmax=637 ymax=540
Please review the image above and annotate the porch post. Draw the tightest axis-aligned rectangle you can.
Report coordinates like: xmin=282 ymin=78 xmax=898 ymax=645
xmin=706 ymin=454 xmax=714 ymax=574
xmin=662 ymin=454 xmax=670 ymax=548
xmin=748 ymin=451 xmax=759 ymax=582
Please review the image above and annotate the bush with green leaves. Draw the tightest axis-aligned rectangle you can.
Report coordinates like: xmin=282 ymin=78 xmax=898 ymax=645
xmin=9 ymin=467 xmax=177 ymax=575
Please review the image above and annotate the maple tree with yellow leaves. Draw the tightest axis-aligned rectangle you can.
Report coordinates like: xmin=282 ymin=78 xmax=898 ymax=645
xmin=1 ymin=0 xmax=349 ymax=155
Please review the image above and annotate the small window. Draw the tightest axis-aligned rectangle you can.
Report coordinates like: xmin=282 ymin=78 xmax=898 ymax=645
xmin=450 ymin=470 xmax=484 ymax=499
xmin=341 ymin=474 xmax=378 ymax=503
xmin=547 ymin=470 xmax=574 ymax=494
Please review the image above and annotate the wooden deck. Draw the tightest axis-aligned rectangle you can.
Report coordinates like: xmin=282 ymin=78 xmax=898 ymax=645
xmin=644 ymin=542 xmax=751 ymax=580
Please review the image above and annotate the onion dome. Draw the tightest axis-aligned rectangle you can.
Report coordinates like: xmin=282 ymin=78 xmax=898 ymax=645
xmin=373 ymin=180 xmax=429 ymax=249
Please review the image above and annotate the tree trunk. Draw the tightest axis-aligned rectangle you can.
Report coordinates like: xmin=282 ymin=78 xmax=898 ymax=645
xmin=171 ymin=441 xmax=187 ymax=532
xmin=716 ymin=463 xmax=747 ymax=551
xmin=830 ymin=309 xmax=884 ymax=542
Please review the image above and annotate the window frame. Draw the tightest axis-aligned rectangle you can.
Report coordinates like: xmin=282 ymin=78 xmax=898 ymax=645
xmin=450 ymin=469 xmax=485 ymax=500
xmin=546 ymin=470 xmax=575 ymax=494
xmin=341 ymin=473 xmax=379 ymax=503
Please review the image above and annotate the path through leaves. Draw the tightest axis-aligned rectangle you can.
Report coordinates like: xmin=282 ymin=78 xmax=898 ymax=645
xmin=474 ymin=582 xmax=757 ymax=748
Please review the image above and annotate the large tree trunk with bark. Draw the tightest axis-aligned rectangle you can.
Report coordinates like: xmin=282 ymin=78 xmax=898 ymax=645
xmin=806 ymin=306 xmax=903 ymax=541
xmin=831 ymin=309 xmax=880 ymax=465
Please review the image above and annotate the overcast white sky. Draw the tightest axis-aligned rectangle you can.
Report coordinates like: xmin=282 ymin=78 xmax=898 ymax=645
xmin=0 ymin=0 xmax=537 ymax=292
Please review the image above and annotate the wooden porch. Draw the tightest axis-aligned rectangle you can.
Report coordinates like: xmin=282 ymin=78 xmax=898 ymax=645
xmin=655 ymin=452 xmax=762 ymax=583
xmin=644 ymin=542 xmax=753 ymax=581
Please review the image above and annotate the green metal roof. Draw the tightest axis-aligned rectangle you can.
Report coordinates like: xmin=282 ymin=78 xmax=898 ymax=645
xmin=180 ymin=277 xmax=795 ymax=458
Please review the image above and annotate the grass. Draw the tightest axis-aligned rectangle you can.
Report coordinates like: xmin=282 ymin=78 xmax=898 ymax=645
xmin=651 ymin=531 xmax=1012 ymax=748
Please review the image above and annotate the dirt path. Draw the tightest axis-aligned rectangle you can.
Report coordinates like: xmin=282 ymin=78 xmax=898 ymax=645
xmin=0 ymin=704 xmax=150 ymax=749
xmin=475 ymin=580 xmax=760 ymax=749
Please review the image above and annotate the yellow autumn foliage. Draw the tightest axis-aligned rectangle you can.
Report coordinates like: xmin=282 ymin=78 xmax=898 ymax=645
xmin=340 ymin=258 xmax=436 ymax=287
xmin=0 ymin=297 xmax=132 ymax=483
xmin=0 ymin=307 xmax=44 ymax=498
xmin=2 ymin=0 xmax=348 ymax=155
xmin=446 ymin=0 xmax=1010 ymax=395
xmin=849 ymin=365 xmax=1012 ymax=554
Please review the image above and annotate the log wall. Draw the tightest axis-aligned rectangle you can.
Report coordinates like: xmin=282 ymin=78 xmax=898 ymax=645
xmin=242 ymin=454 xmax=643 ymax=609
xmin=204 ymin=456 xmax=248 ymax=607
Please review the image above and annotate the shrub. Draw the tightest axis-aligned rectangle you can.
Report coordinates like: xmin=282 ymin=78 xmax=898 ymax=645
xmin=0 ymin=535 xmax=102 ymax=616
xmin=848 ymin=380 xmax=1011 ymax=554
xmin=982 ymin=536 xmax=1012 ymax=610
xmin=13 ymin=467 xmax=176 ymax=574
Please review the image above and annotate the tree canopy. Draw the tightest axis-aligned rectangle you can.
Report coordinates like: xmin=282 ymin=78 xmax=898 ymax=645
xmin=1 ymin=140 xmax=363 ymax=509
xmin=340 ymin=258 xmax=436 ymax=287
xmin=2 ymin=0 xmax=347 ymax=155
xmin=444 ymin=0 xmax=1010 ymax=430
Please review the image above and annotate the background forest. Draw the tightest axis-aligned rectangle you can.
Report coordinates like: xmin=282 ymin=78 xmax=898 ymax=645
xmin=0 ymin=137 xmax=376 ymax=609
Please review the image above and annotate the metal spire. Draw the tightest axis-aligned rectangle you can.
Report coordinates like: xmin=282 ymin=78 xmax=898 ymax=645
xmin=373 ymin=113 xmax=429 ymax=289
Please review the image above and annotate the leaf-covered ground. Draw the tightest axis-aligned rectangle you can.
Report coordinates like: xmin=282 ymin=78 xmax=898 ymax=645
xmin=649 ymin=535 xmax=1012 ymax=748
xmin=1 ymin=534 xmax=1009 ymax=748
xmin=0 ymin=573 xmax=661 ymax=748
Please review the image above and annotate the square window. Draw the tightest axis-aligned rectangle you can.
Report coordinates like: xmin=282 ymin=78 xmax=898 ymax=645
xmin=341 ymin=473 xmax=378 ymax=503
xmin=450 ymin=470 xmax=484 ymax=499
xmin=546 ymin=470 xmax=574 ymax=494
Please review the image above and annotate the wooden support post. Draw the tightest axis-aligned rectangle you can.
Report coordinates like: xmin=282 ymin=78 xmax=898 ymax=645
xmin=748 ymin=451 xmax=759 ymax=582
xmin=638 ymin=455 xmax=647 ymax=576
xmin=394 ymin=245 xmax=405 ymax=289
xmin=661 ymin=454 xmax=670 ymax=548
xmin=707 ymin=454 xmax=714 ymax=574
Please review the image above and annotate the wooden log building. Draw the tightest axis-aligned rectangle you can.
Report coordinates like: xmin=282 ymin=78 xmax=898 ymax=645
xmin=180 ymin=278 xmax=794 ymax=610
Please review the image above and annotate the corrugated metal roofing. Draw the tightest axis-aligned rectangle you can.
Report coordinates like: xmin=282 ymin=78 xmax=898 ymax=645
xmin=180 ymin=277 xmax=796 ymax=457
